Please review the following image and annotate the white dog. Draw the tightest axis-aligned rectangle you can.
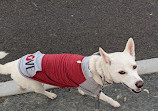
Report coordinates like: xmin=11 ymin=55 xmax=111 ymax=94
xmin=0 ymin=38 xmax=143 ymax=107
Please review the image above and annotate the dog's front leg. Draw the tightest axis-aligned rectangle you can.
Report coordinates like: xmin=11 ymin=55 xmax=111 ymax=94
xmin=78 ymin=88 xmax=85 ymax=95
xmin=99 ymin=92 xmax=120 ymax=107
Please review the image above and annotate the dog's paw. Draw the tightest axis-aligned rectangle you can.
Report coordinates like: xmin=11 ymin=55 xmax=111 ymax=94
xmin=45 ymin=91 xmax=57 ymax=100
xmin=49 ymin=93 xmax=57 ymax=99
xmin=78 ymin=89 xmax=85 ymax=96
xmin=19 ymin=86 xmax=25 ymax=91
xmin=111 ymin=101 xmax=121 ymax=107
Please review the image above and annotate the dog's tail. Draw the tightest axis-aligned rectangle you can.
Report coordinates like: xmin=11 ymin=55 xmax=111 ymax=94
xmin=0 ymin=51 xmax=10 ymax=75
xmin=0 ymin=51 xmax=8 ymax=60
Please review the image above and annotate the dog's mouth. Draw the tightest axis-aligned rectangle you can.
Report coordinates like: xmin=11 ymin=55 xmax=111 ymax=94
xmin=122 ymin=83 xmax=142 ymax=93
xmin=132 ymin=88 xmax=142 ymax=93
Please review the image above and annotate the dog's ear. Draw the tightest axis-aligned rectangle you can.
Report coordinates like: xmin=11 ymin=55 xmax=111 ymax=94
xmin=124 ymin=38 xmax=135 ymax=57
xmin=99 ymin=47 xmax=111 ymax=65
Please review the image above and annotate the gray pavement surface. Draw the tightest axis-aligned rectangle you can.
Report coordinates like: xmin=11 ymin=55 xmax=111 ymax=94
xmin=0 ymin=0 xmax=158 ymax=111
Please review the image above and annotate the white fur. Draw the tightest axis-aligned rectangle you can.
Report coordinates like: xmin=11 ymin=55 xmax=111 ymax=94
xmin=0 ymin=51 xmax=8 ymax=59
xmin=0 ymin=38 xmax=143 ymax=108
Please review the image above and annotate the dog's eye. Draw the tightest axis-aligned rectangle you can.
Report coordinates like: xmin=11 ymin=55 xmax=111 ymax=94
xmin=133 ymin=65 xmax=137 ymax=69
xmin=119 ymin=71 xmax=126 ymax=75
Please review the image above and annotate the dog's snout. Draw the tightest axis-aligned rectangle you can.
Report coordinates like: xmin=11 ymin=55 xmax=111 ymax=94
xmin=135 ymin=81 xmax=144 ymax=88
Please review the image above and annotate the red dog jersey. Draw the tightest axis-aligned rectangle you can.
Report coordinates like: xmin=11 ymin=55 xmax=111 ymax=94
xmin=18 ymin=51 xmax=101 ymax=96
xmin=31 ymin=54 xmax=86 ymax=87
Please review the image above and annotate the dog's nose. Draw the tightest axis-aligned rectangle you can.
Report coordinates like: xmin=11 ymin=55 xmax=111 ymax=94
xmin=135 ymin=81 xmax=144 ymax=88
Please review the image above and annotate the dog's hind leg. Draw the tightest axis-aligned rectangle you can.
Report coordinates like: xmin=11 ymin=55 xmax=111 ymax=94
xmin=28 ymin=82 xmax=57 ymax=99
xmin=43 ymin=91 xmax=57 ymax=99
xmin=18 ymin=85 xmax=25 ymax=90
xmin=12 ymin=74 xmax=57 ymax=99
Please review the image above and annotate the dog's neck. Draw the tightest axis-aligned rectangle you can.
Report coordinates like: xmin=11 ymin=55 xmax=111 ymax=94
xmin=89 ymin=55 xmax=113 ymax=86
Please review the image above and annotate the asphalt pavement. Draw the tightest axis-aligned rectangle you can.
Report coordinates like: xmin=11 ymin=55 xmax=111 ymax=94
xmin=0 ymin=0 xmax=158 ymax=111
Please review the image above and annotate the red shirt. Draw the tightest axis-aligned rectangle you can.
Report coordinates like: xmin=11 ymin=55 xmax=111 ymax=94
xmin=29 ymin=54 xmax=86 ymax=87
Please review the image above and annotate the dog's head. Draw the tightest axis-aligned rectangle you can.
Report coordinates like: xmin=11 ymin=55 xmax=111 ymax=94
xmin=99 ymin=38 xmax=143 ymax=93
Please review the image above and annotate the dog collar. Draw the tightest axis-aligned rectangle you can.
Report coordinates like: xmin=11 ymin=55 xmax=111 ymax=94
xmin=93 ymin=52 xmax=113 ymax=85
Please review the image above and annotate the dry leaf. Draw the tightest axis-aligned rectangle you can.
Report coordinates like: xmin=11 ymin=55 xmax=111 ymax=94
xmin=123 ymin=97 xmax=127 ymax=102
xmin=116 ymin=95 xmax=120 ymax=99
xmin=143 ymin=89 xmax=149 ymax=94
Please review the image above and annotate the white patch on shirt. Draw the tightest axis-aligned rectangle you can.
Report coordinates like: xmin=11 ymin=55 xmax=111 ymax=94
xmin=77 ymin=60 xmax=82 ymax=63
